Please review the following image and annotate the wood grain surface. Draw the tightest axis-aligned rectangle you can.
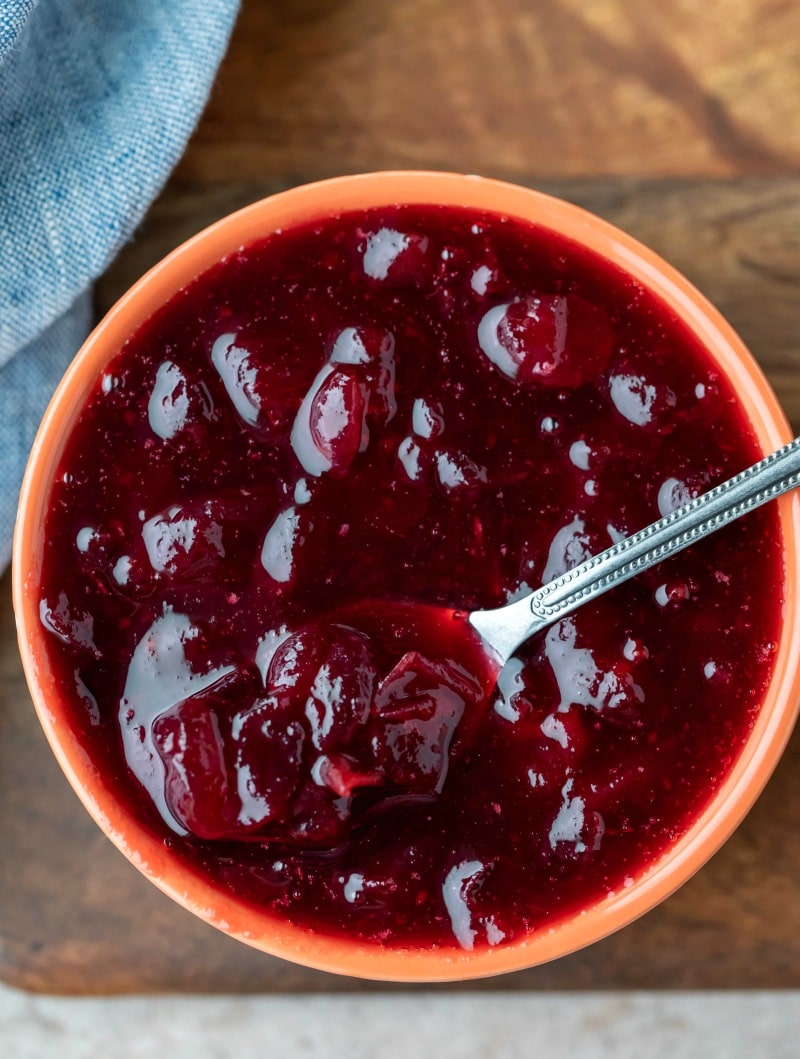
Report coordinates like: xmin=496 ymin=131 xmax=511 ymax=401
xmin=176 ymin=0 xmax=800 ymax=184
xmin=5 ymin=0 xmax=800 ymax=994
xmin=3 ymin=176 xmax=800 ymax=994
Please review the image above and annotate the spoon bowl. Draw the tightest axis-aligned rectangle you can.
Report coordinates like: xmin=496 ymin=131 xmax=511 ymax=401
xmin=470 ymin=434 xmax=800 ymax=665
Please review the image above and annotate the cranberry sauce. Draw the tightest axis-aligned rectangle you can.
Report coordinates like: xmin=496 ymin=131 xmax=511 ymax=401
xmin=39 ymin=205 xmax=782 ymax=951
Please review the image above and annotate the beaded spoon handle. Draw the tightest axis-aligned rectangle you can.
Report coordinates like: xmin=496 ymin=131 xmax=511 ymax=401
xmin=469 ymin=435 xmax=800 ymax=665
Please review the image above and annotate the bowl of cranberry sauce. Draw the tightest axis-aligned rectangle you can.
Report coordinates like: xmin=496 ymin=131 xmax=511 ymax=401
xmin=14 ymin=173 xmax=800 ymax=980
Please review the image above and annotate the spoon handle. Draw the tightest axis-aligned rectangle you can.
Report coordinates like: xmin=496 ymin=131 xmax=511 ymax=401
xmin=469 ymin=434 xmax=800 ymax=664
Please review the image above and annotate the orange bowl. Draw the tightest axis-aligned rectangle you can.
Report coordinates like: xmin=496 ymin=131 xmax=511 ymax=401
xmin=13 ymin=172 xmax=800 ymax=981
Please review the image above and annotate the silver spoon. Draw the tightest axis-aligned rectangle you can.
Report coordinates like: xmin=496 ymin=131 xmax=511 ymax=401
xmin=469 ymin=435 xmax=800 ymax=666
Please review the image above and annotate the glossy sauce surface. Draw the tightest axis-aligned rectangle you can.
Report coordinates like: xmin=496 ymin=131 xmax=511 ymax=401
xmin=39 ymin=205 xmax=782 ymax=951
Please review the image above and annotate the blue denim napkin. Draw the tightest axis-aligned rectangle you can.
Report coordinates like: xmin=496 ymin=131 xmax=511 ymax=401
xmin=0 ymin=0 xmax=239 ymax=569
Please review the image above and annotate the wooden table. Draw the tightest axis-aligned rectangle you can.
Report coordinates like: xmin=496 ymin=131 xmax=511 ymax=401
xmin=3 ymin=0 xmax=800 ymax=994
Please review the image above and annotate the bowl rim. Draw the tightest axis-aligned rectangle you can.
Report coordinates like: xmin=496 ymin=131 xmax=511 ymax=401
xmin=12 ymin=170 xmax=800 ymax=981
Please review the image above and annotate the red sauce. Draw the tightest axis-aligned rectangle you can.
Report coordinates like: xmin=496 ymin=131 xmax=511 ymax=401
xmin=39 ymin=205 xmax=782 ymax=951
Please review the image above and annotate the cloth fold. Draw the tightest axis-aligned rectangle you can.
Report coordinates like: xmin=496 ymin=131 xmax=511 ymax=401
xmin=0 ymin=0 xmax=239 ymax=567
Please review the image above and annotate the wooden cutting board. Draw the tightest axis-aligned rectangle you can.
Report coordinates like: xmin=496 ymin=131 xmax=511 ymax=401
xmin=2 ymin=177 xmax=800 ymax=994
